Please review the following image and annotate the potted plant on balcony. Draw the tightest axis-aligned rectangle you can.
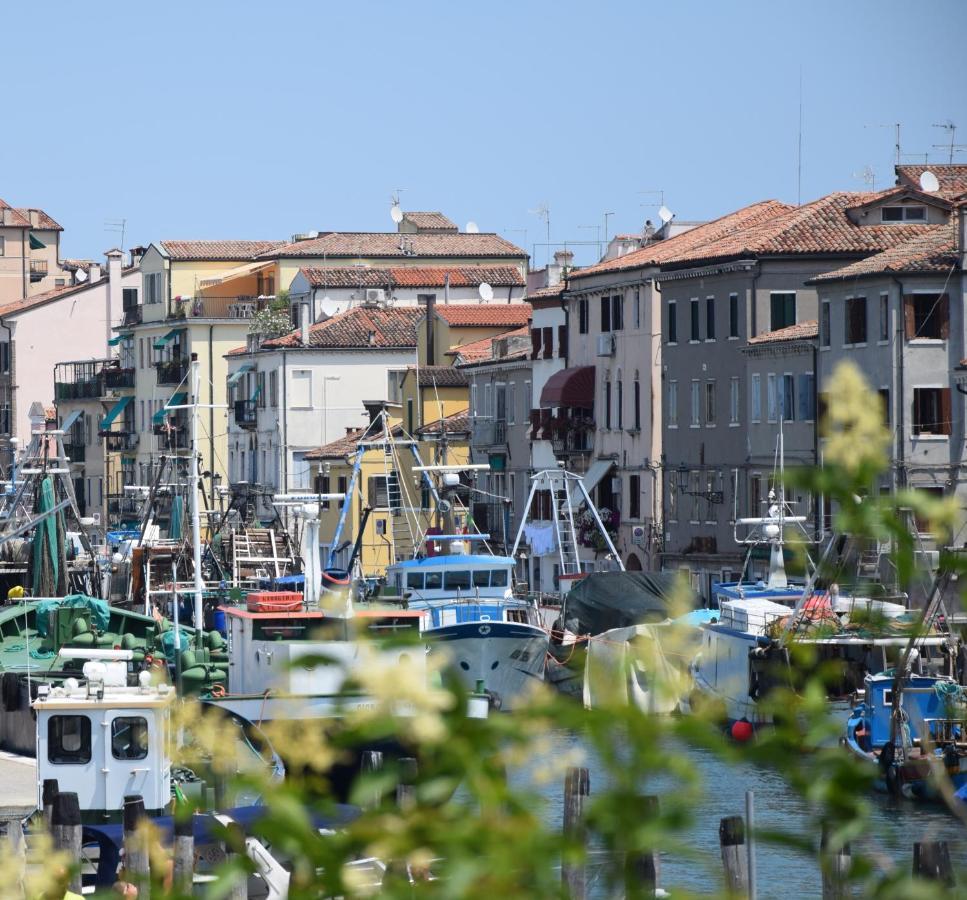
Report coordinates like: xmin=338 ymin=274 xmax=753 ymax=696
xmin=248 ymin=289 xmax=292 ymax=339
xmin=577 ymin=506 xmax=619 ymax=553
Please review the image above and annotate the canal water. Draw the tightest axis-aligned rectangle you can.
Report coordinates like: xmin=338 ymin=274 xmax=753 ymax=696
xmin=515 ymin=726 xmax=966 ymax=897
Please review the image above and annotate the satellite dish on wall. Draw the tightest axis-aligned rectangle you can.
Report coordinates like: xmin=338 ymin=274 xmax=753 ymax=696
xmin=919 ymin=170 xmax=940 ymax=193
xmin=465 ymin=221 xmax=479 ymax=234
xmin=478 ymin=282 xmax=494 ymax=302
xmin=319 ymin=296 xmax=338 ymax=319
xmin=658 ymin=205 xmax=674 ymax=224
xmin=390 ymin=204 xmax=404 ymax=224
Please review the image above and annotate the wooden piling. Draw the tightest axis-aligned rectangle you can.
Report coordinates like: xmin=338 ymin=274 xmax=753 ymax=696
xmin=820 ymin=824 xmax=851 ymax=899
xmin=624 ymin=794 xmax=660 ymax=899
xmin=224 ymin=820 xmax=249 ymax=900
xmin=719 ymin=815 xmax=749 ymax=895
xmin=913 ymin=841 xmax=955 ymax=887
xmin=562 ymin=766 xmax=590 ymax=900
xmin=51 ymin=791 xmax=82 ymax=895
xmin=396 ymin=757 xmax=418 ymax=811
xmin=173 ymin=814 xmax=194 ymax=892
xmin=41 ymin=779 xmax=58 ymax=832
xmin=123 ymin=794 xmax=150 ymax=899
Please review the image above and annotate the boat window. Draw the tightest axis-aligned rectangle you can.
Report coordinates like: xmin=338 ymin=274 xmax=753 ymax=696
xmin=424 ymin=571 xmax=443 ymax=590
xmin=506 ymin=609 xmax=528 ymax=624
xmin=252 ymin=619 xmax=314 ymax=641
xmin=48 ymin=715 xmax=91 ymax=765
xmin=444 ymin=571 xmax=472 ymax=591
xmin=472 ymin=570 xmax=490 ymax=588
xmin=111 ymin=716 xmax=149 ymax=760
xmin=883 ymin=690 xmax=893 ymax=706
xmin=406 ymin=572 xmax=424 ymax=590
xmin=491 ymin=569 xmax=509 ymax=587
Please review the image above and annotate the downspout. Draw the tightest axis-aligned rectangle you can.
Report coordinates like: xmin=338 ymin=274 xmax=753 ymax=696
xmin=0 ymin=315 xmax=13 ymax=467
xmin=281 ymin=349 xmax=288 ymax=492
xmin=812 ymin=340 xmax=820 ymax=540
xmin=20 ymin=231 xmax=27 ymax=300
xmin=891 ymin=276 xmax=906 ymax=491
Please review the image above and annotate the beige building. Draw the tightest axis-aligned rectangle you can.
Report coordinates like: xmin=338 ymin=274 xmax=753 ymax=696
xmin=0 ymin=199 xmax=73 ymax=302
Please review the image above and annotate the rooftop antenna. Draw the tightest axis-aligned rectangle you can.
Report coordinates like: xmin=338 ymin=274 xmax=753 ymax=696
xmin=603 ymin=212 xmax=615 ymax=245
xmin=864 ymin=122 xmax=902 ymax=167
xmin=797 ymin=67 xmax=804 ymax=206
xmin=932 ymin=121 xmax=958 ymax=165
xmin=104 ymin=218 xmax=127 ymax=251
xmin=389 ymin=189 xmax=405 ymax=225
xmin=852 ymin=165 xmax=876 ymax=190
xmin=529 ymin=203 xmax=550 ymax=267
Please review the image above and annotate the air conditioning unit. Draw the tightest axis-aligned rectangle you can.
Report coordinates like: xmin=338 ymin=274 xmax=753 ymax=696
xmin=596 ymin=333 xmax=616 ymax=356
xmin=914 ymin=549 xmax=940 ymax=570
xmin=632 ymin=525 xmax=645 ymax=545
xmin=364 ymin=288 xmax=386 ymax=306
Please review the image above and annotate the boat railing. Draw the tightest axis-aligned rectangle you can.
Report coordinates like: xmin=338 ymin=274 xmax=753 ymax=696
xmin=915 ymin=717 xmax=967 ymax=746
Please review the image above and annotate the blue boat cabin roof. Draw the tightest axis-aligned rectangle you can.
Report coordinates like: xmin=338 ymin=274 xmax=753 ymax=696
xmin=391 ymin=554 xmax=515 ymax=569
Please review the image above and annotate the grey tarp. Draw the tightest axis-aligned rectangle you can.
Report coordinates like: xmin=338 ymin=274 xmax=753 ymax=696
xmin=563 ymin=571 xmax=694 ymax=635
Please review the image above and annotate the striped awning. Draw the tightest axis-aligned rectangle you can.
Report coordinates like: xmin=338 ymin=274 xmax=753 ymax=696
xmin=152 ymin=391 xmax=187 ymax=424
xmin=227 ymin=364 xmax=254 ymax=386
xmin=99 ymin=395 xmax=132 ymax=429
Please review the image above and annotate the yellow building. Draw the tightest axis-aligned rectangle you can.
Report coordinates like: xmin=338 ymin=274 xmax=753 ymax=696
xmin=0 ymin=200 xmax=73 ymax=302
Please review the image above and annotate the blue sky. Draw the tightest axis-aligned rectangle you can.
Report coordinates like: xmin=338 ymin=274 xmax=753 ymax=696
xmin=3 ymin=0 xmax=965 ymax=267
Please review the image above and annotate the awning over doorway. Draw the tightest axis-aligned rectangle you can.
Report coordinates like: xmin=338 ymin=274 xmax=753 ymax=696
xmin=539 ymin=366 xmax=595 ymax=409
xmin=569 ymin=458 xmax=615 ymax=506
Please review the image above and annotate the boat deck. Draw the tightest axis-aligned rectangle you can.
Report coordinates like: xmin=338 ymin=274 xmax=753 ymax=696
xmin=0 ymin=750 xmax=36 ymax=819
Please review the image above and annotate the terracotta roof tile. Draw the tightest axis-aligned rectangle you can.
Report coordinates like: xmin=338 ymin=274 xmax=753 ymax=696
xmin=408 ymin=365 xmax=468 ymax=388
xmin=526 ymin=283 xmax=566 ymax=300
xmin=15 ymin=208 xmax=62 ymax=231
xmin=401 ymin=211 xmax=458 ymax=232
xmin=417 ymin=409 xmax=470 ymax=435
xmin=304 ymin=427 xmax=369 ymax=460
xmin=434 ymin=303 xmax=531 ymax=327
xmin=261 ymin=231 xmax=526 ymax=260
xmin=261 ymin=305 xmax=422 ymax=350
xmin=747 ymin=320 xmax=818 ymax=345
xmin=298 ymin=265 xmax=523 ymax=289
xmin=572 ymin=200 xmax=794 ymax=279
xmin=159 ymin=240 xmax=284 ymax=260
xmin=810 ymin=224 xmax=958 ymax=282
xmin=896 ymin=165 xmax=967 ymax=199
xmin=0 ymin=199 xmax=31 ymax=228
xmin=0 ymin=281 xmax=95 ymax=318
xmin=452 ymin=326 xmax=530 ymax=364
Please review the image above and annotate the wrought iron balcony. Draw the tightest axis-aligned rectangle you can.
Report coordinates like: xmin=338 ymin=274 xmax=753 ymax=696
xmin=29 ymin=260 xmax=48 ymax=282
xmin=156 ymin=357 xmax=188 ymax=385
xmin=99 ymin=430 xmax=139 ymax=452
xmin=154 ymin=423 xmax=189 ymax=449
xmin=64 ymin=442 xmax=86 ymax=463
xmin=234 ymin=399 xmax=257 ymax=430
xmin=103 ymin=366 xmax=135 ymax=389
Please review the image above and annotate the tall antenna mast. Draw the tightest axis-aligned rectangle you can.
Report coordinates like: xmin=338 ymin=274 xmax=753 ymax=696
xmin=105 ymin=218 xmax=127 ymax=251
xmin=797 ymin=68 xmax=804 ymax=206
xmin=529 ymin=203 xmax=550 ymax=267
xmin=932 ymin=121 xmax=958 ymax=164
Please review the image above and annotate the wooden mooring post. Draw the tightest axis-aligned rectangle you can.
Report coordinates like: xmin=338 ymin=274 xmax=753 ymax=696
xmin=913 ymin=841 xmax=955 ymax=887
xmin=123 ymin=794 xmax=150 ymax=898
xmin=173 ymin=814 xmax=194 ymax=893
xmin=396 ymin=757 xmax=418 ymax=811
xmin=51 ymin=791 xmax=82 ymax=896
xmin=562 ymin=766 xmax=590 ymax=900
xmin=624 ymin=794 xmax=660 ymax=899
xmin=719 ymin=815 xmax=749 ymax=895
xmin=820 ymin=824 xmax=851 ymax=899
xmin=41 ymin=778 xmax=58 ymax=831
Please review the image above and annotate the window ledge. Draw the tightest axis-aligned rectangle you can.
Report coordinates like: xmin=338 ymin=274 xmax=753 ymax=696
xmin=728 ymin=335 xmax=740 ymax=341
xmin=843 ymin=342 xmax=868 ymax=349
xmin=689 ymin=424 xmax=701 ymax=429
xmin=668 ymin=424 xmax=679 ymax=429
xmin=705 ymin=338 xmax=716 ymax=343
xmin=819 ymin=345 xmax=830 ymax=351
xmin=877 ymin=340 xmax=890 ymax=346
xmin=689 ymin=339 xmax=700 ymax=345
xmin=912 ymin=434 xmax=949 ymax=442
xmin=908 ymin=338 xmax=945 ymax=346
xmin=729 ymin=422 xmax=741 ymax=427
xmin=705 ymin=423 xmax=717 ymax=428
xmin=667 ymin=341 xmax=678 ymax=346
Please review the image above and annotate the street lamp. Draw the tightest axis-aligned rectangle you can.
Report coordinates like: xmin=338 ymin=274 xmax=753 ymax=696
xmin=676 ymin=463 xmax=724 ymax=504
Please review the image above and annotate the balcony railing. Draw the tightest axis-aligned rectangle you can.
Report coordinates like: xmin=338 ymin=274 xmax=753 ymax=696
xmin=55 ymin=375 xmax=104 ymax=401
xmin=172 ymin=295 xmax=272 ymax=320
xmin=472 ymin=419 xmax=509 ymax=447
xmin=234 ymin=399 xmax=257 ymax=429
xmin=156 ymin=357 xmax=188 ymax=385
xmin=29 ymin=260 xmax=48 ymax=282
xmin=100 ymin=431 xmax=139 ymax=452
xmin=103 ymin=366 xmax=135 ymax=389
xmin=107 ymin=493 xmax=142 ymax=519
xmin=122 ymin=306 xmax=142 ymax=326
xmin=64 ymin=442 xmax=86 ymax=463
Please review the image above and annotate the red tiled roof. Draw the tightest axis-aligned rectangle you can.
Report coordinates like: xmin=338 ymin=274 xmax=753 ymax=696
xmin=572 ymin=200 xmax=793 ymax=279
xmin=747 ymin=320 xmax=818 ymax=345
xmin=0 ymin=199 xmax=31 ymax=228
xmin=407 ymin=365 xmax=468 ymax=388
xmin=0 ymin=280 xmax=96 ymax=318
xmin=298 ymin=265 xmax=523 ymax=289
xmin=896 ymin=165 xmax=967 ymax=199
xmin=527 ymin=283 xmax=566 ymax=300
xmin=305 ymin=427 xmax=368 ymax=460
xmin=434 ymin=303 xmax=531 ymax=327
xmin=16 ymin=208 xmax=62 ymax=231
xmin=159 ymin=240 xmax=284 ymax=260
xmin=451 ymin=326 xmax=530 ymax=363
xmin=417 ymin=409 xmax=470 ymax=435
xmin=401 ymin=211 xmax=458 ymax=232
xmin=261 ymin=306 xmax=422 ymax=350
xmin=261 ymin=231 xmax=526 ymax=259
xmin=811 ymin=224 xmax=958 ymax=283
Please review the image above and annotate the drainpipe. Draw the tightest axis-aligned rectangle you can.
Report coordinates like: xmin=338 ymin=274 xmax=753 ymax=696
xmin=891 ymin=276 xmax=906 ymax=491
xmin=281 ymin=349 xmax=288 ymax=492
xmin=0 ymin=316 xmax=13 ymax=467
xmin=812 ymin=340 xmax=820 ymax=540
xmin=20 ymin=231 xmax=27 ymax=300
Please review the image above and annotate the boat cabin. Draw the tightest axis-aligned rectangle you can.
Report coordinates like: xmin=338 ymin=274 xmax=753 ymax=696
xmin=861 ymin=672 xmax=959 ymax=749
xmin=33 ymin=653 xmax=173 ymax=822
xmin=388 ymin=554 xmax=515 ymax=605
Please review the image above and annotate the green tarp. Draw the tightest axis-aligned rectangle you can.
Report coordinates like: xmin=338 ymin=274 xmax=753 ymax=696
xmin=35 ymin=595 xmax=110 ymax=638
xmin=160 ymin=626 xmax=191 ymax=663
xmin=31 ymin=477 xmax=65 ymax=597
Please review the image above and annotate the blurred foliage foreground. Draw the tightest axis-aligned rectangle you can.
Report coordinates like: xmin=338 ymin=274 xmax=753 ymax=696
xmin=10 ymin=360 xmax=967 ymax=899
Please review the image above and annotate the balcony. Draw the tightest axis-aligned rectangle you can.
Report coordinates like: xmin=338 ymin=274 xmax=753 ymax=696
xmin=122 ymin=306 xmax=142 ymax=326
xmin=472 ymin=419 xmax=508 ymax=448
xmin=100 ymin=430 xmax=139 ymax=452
xmin=29 ymin=260 xmax=48 ymax=282
xmin=154 ymin=422 xmax=189 ymax=449
xmin=156 ymin=357 xmax=188 ymax=385
xmin=103 ymin=366 xmax=135 ymax=390
xmin=107 ymin=493 xmax=142 ymax=521
xmin=233 ymin=399 xmax=257 ymax=430
xmin=172 ymin=295 xmax=271 ymax=320
xmin=64 ymin=442 xmax=86 ymax=463
xmin=54 ymin=360 xmax=109 ymax=400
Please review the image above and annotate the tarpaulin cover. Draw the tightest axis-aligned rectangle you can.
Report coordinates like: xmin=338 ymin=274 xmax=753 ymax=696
xmin=563 ymin=571 xmax=694 ymax=635
xmin=35 ymin=595 xmax=111 ymax=638
xmin=160 ymin=626 xmax=191 ymax=663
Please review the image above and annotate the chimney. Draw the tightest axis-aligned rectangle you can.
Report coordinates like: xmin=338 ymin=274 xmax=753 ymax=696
xmin=421 ymin=293 xmax=436 ymax=365
xmin=105 ymin=249 xmax=124 ymax=350
xmin=88 ymin=263 xmax=102 ymax=283
xmin=129 ymin=246 xmax=147 ymax=267
xmin=547 ymin=249 xmax=573 ymax=287
xmin=300 ymin=302 xmax=310 ymax=346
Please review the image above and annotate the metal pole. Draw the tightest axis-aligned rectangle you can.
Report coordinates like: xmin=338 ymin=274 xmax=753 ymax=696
xmin=745 ymin=790 xmax=757 ymax=900
xmin=189 ymin=354 xmax=204 ymax=631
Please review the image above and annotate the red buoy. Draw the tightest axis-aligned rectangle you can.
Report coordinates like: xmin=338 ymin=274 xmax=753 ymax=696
xmin=731 ymin=719 xmax=754 ymax=742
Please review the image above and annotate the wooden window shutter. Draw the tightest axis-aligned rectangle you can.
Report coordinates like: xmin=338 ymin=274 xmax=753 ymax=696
xmin=530 ymin=328 xmax=541 ymax=360
xmin=941 ymin=388 xmax=952 ymax=436
xmin=542 ymin=326 xmax=553 ymax=359
xmin=903 ymin=295 xmax=916 ymax=339
xmin=939 ymin=293 xmax=950 ymax=339
xmin=557 ymin=324 xmax=568 ymax=358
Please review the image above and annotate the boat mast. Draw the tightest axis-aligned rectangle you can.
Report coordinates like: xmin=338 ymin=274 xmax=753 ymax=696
xmin=189 ymin=354 xmax=204 ymax=630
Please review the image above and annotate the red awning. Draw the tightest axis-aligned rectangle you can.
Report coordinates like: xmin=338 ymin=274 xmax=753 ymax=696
xmin=540 ymin=366 xmax=595 ymax=408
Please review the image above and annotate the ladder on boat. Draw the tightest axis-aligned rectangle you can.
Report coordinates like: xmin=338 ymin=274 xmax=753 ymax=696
xmin=230 ymin=527 xmax=296 ymax=585
xmin=551 ymin=472 xmax=581 ymax=577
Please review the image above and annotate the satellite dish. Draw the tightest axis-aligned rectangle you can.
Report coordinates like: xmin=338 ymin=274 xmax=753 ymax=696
xmin=658 ymin=205 xmax=674 ymax=224
xmin=465 ymin=221 xmax=479 ymax=234
xmin=478 ymin=282 xmax=494 ymax=302
xmin=319 ymin=296 xmax=338 ymax=319
xmin=390 ymin=204 xmax=404 ymax=224
xmin=920 ymin=170 xmax=940 ymax=193
xmin=75 ymin=268 xmax=88 ymax=283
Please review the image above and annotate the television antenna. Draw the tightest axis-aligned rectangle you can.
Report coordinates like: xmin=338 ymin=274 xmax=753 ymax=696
xmin=104 ymin=218 xmax=127 ymax=251
xmin=864 ymin=122 xmax=902 ymax=166
xmin=932 ymin=121 xmax=958 ymax=165
xmin=639 ymin=189 xmax=665 ymax=212
xmin=529 ymin=203 xmax=550 ymax=266
xmin=389 ymin=188 xmax=406 ymax=224
xmin=578 ymin=224 xmax=602 ymax=259
xmin=852 ymin=165 xmax=876 ymax=190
